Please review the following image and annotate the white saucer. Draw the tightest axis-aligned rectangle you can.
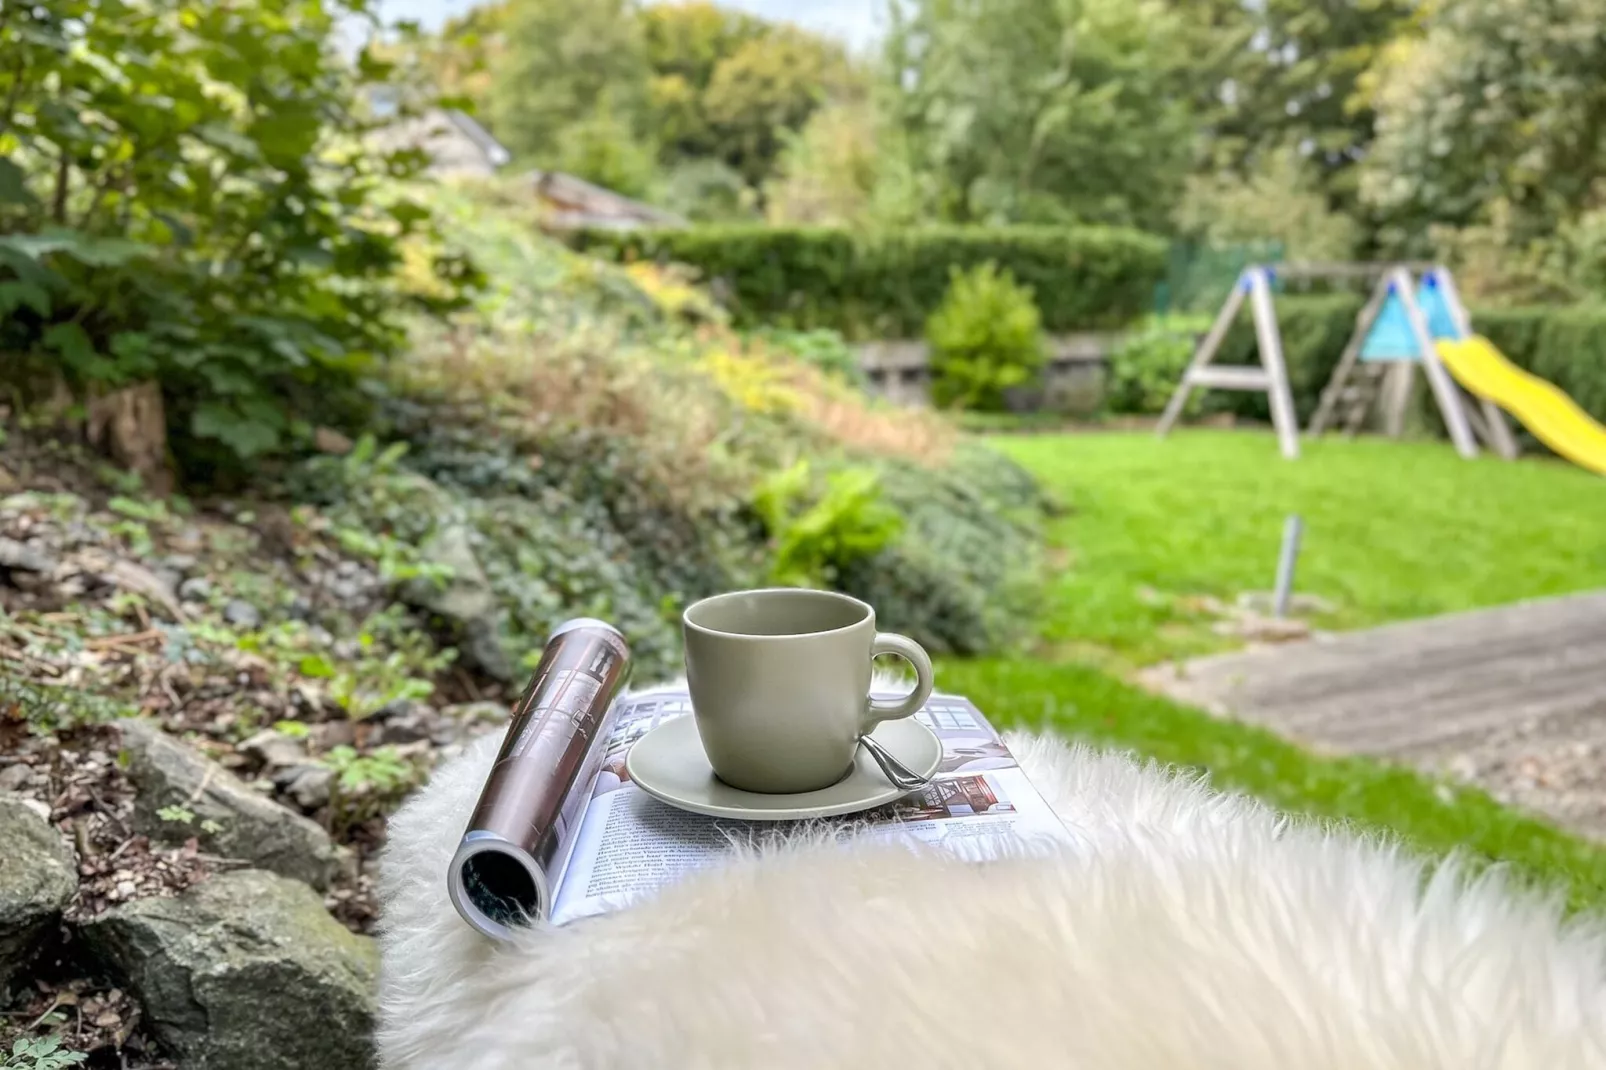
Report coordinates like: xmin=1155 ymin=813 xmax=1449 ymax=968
xmin=625 ymin=717 xmax=942 ymax=821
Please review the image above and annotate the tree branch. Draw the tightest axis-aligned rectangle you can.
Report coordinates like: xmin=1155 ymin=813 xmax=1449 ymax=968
xmin=52 ymin=150 xmax=70 ymax=224
xmin=76 ymin=164 xmax=126 ymax=231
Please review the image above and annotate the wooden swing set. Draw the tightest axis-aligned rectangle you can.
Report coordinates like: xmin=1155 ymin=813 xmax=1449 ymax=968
xmin=1155 ymin=262 xmax=1518 ymax=461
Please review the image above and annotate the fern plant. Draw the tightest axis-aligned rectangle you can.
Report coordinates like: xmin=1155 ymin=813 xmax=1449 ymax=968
xmin=752 ymin=460 xmax=903 ymax=587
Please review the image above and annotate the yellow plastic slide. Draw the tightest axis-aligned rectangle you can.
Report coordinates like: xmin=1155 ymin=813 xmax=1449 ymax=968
xmin=1435 ymin=336 xmax=1606 ymax=476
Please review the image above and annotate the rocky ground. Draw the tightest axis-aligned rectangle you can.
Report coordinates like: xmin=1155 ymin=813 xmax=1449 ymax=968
xmin=0 ymin=434 xmax=511 ymax=1067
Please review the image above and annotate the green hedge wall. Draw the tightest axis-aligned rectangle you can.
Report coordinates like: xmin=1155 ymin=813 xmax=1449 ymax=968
xmin=570 ymin=225 xmax=1167 ymax=338
xmin=1207 ymin=297 xmax=1606 ymax=433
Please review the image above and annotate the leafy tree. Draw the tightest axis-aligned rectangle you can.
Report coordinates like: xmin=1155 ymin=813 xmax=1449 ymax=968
xmin=641 ymin=1 xmax=768 ymax=163
xmin=659 ymin=159 xmax=756 ymax=222
xmin=551 ymin=102 xmax=660 ymax=200
xmin=886 ymin=0 xmax=1194 ymax=229
xmin=703 ymin=26 xmax=857 ymax=188
xmin=1179 ymin=0 xmax=1412 ymax=213
xmin=488 ymin=0 xmax=652 ymax=165
xmin=405 ymin=3 xmax=512 ymax=107
xmin=763 ymin=100 xmax=930 ymax=229
xmin=1357 ymin=0 xmax=1606 ymax=266
xmin=1177 ymin=145 xmax=1361 ymax=262
xmin=0 ymin=0 xmax=466 ymax=482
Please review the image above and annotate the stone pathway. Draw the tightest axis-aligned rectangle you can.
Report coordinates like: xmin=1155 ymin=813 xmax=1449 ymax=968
xmin=1140 ymin=591 xmax=1606 ymax=839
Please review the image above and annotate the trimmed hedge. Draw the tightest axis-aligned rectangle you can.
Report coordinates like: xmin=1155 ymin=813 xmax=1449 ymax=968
xmin=570 ymin=225 xmax=1167 ymax=338
xmin=1484 ymin=306 xmax=1606 ymax=423
xmin=1208 ymin=296 xmax=1606 ymax=434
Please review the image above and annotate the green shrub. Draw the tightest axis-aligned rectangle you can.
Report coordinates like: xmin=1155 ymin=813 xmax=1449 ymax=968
xmin=752 ymin=327 xmax=867 ymax=387
xmin=925 ymin=263 xmax=1046 ymax=412
xmin=1106 ymin=316 xmax=1211 ymax=415
xmin=838 ymin=445 xmax=1047 ymax=656
xmin=0 ymin=1 xmax=474 ymax=479
xmin=572 ymin=224 xmax=1166 ymax=337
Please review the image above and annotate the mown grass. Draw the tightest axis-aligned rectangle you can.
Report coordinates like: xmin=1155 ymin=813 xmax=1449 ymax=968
xmin=996 ymin=429 xmax=1606 ymax=665
xmin=947 ymin=428 xmax=1606 ymax=910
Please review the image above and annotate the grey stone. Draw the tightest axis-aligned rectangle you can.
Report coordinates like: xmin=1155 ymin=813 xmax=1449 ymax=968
xmin=1235 ymin=591 xmax=1338 ymax=618
xmin=0 ymin=536 xmax=58 ymax=575
xmin=0 ymin=796 xmax=76 ymax=988
xmin=307 ymin=720 xmax=356 ymax=752
xmin=1212 ymin=614 xmax=1311 ymax=643
xmin=401 ymin=525 xmax=491 ymax=621
xmin=399 ymin=525 xmax=513 ymax=681
xmin=162 ymin=553 xmax=198 ymax=575
xmin=104 ymin=559 xmax=183 ymax=620
xmin=82 ymin=869 xmax=378 ymax=1070
xmin=286 ymin=595 xmax=313 ymax=621
xmin=329 ymin=578 xmax=363 ymax=603
xmin=0 ymin=763 xmax=35 ymax=792
xmin=223 ymin=599 xmax=262 ymax=630
xmin=178 ymin=576 xmax=213 ymax=602
xmin=116 ymin=720 xmax=336 ymax=890
xmin=238 ymin=728 xmax=308 ymax=771
xmin=462 ymin=619 xmax=514 ymax=683
xmin=276 ymin=766 xmax=335 ymax=811
xmin=441 ymin=700 xmax=509 ymax=726
xmin=370 ymin=702 xmax=439 ymax=746
xmin=373 ymin=698 xmax=417 ymax=721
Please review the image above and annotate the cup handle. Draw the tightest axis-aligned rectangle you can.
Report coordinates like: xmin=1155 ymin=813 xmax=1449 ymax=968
xmin=864 ymin=632 xmax=934 ymax=728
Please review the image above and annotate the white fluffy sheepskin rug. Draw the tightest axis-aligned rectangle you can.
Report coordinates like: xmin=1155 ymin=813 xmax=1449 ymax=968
xmin=378 ymin=692 xmax=1606 ymax=1069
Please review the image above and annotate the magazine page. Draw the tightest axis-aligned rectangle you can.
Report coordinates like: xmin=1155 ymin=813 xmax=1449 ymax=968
xmin=549 ymin=686 xmax=1078 ymax=926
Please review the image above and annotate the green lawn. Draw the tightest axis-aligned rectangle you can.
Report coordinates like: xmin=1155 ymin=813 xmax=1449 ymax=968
xmin=942 ymin=429 xmax=1606 ymax=910
xmin=997 ymin=429 xmax=1606 ymax=665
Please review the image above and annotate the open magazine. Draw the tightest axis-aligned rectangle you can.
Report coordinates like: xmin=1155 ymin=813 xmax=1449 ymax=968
xmin=542 ymin=684 xmax=1077 ymax=925
xmin=446 ymin=621 xmax=1077 ymax=936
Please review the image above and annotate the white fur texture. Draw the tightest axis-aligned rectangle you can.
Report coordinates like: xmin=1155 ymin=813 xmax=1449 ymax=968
xmin=378 ymin=690 xmax=1606 ymax=1069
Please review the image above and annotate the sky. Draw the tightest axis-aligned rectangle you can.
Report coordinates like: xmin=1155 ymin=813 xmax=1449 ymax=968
xmin=374 ymin=0 xmax=883 ymax=50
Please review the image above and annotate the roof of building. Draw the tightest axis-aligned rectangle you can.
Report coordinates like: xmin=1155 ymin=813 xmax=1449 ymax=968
xmin=441 ymin=110 xmax=511 ymax=169
xmin=525 ymin=169 xmax=685 ymax=230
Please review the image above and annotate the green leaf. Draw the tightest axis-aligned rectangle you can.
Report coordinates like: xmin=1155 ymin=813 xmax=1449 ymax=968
xmin=356 ymin=46 xmax=395 ymax=83
xmin=0 ymin=157 xmax=38 ymax=207
xmin=0 ymin=228 xmax=153 ymax=267
xmin=0 ymin=280 xmax=51 ymax=316
xmin=192 ymin=402 xmax=281 ymax=458
xmin=43 ymin=322 xmax=98 ymax=371
xmin=387 ymin=200 xmax=431 ymax=228
xmin=298 ymin=654 xmax=336 ymax=678
xmin=153 ymin=211 xmax=195 ymax=247
xmin=192 ymin=122 xmax=262 ymax=160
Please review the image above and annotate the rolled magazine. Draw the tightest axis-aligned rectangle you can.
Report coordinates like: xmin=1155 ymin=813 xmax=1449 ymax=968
xmin=447 ymin=618 xmax=632 ymax=939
